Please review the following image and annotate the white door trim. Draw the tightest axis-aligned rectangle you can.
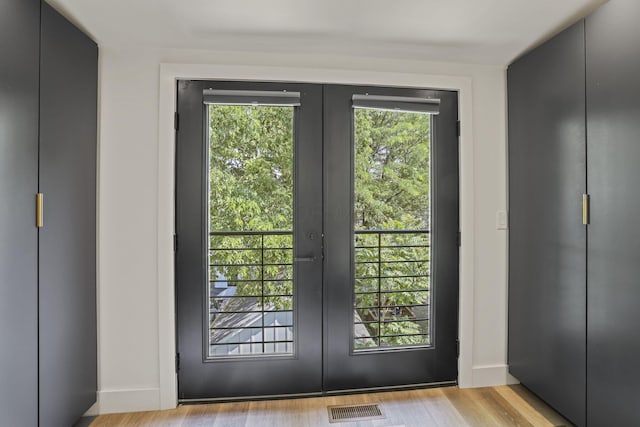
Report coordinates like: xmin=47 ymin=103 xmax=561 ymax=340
xmin=157 ymin=63 xmax=475 ymax=409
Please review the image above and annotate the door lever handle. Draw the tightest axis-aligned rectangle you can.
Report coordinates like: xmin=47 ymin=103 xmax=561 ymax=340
xmin=294 ymin=256 xmax=316 ymax=262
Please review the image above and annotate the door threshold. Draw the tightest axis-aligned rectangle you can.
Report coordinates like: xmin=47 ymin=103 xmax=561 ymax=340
xmin=323 ymin=381 xmax=458 ymax=396
xmin=179 ymin=392 xmax=323 ymax=405
xmin=178 ymin=381 xmax=458 ymax=405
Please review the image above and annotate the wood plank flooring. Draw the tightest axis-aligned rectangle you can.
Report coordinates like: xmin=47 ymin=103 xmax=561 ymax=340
xmin=91 ymin=385 xmax=573 ymax=427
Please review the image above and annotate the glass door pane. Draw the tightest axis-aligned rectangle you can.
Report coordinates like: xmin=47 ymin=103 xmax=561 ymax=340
xmin=353 ymin=108 xmax=431 ymax=351
xmin=353 ymin=108 xmax=432 ymax=351
xmin=207 ymin=104 xmax=295 ymax=357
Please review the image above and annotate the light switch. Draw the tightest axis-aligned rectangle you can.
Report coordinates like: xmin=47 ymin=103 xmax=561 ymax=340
xmin=496 ymin=210 xmax=508 ymax=230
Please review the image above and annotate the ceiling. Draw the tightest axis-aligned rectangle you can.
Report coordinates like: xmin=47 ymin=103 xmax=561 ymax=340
xmin=47 ymin=0 xmax=607 ymax=65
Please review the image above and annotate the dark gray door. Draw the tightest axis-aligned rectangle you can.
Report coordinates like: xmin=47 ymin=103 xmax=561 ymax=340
xmin=176 ymin=82 xmax=459 ymax=399
xmin=323 ymin=85 xmax=459 ymax=390
xmin=586 ymin=2 xmax=640 ymax=425
xmin=39 ymin=4 xmax=98 ymax=425
xmin=507 ymin=21 xmax=587 ymax=427
xmin=176 ymin=81 xmax=324 ymax=400
xmin=0 ymin=0 xmax=40 ymax=425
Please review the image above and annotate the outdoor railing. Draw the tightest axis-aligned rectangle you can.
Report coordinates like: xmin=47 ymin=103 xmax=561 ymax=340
xmin=353 ymin=229 xmax=431 ymax=350
xmin=207 ymin=229 xmax=430 ymax=356
xmin=208 ymin=230 xmax=294 ymax=356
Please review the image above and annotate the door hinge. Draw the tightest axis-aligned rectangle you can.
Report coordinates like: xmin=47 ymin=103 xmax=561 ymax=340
xmin=173 ymin=234 xmax=178 ymax=252
xmin=456 ymin=120 xmax=461 ymax=137
xmin=36 ymin=193 xmax=43 ymax=228
xmin=456 ymin=231 xmax=461 ymax=247
xmin=456 ymin=339 xmax=460 ymax=357
xmin=582 ymin=193 xmax=590 ymax=225
xmin=176 ymin=352 xmax=180 ymax=372
xmin=174 ymin=112 xmax=180 ymax=131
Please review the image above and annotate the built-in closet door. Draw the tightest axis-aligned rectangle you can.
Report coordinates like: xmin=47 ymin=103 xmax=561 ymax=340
xmin=0 ymin=0 xmax=40 ymax=425
xmin=38 ymin=4 xmax=98 ymax=425
xmin=586 ymin=2 xmax=640 ymax=425
xmin=508 ymin=20 xmax=587 ymax=427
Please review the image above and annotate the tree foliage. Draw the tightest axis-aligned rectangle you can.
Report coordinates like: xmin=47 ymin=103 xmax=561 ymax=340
xmin=354 ymin=109 xmax=430 ymax=231
xmin=209 ymin=105 xmax=293 ymax=232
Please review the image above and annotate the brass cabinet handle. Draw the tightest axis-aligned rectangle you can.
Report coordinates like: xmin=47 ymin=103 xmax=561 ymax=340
xmin=36 ymin=193 xmax=43 ymax=228
xmin=582 ymin=194 xmax=590 ymax=225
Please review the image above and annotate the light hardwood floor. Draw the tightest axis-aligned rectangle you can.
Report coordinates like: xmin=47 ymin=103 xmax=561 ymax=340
xmin=90 ymin=385 xmax=572 ymax=427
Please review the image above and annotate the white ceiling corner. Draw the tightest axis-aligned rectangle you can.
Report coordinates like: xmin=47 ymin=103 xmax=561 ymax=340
xmin=46 ymin=0 xmax=607 ymax=65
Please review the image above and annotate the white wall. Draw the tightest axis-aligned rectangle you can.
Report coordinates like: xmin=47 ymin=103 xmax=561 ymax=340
xmin=96 ymin=49 xmax=162 ymax=413
xmin=94 ymin=45 xmax=510 ymax=414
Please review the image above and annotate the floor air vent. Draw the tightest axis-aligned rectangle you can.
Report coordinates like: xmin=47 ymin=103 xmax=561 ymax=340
xmin=328 ymin=403 xmax=385 ymax=423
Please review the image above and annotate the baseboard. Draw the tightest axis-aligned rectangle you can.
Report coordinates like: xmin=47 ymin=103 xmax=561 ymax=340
xmin=84 ymin=388 xmax=161 ymax=415
xmin=83 ymin=402 xmax=99 ymax=417
xmin=83 ymin=367 xmax=515 ymax=415
xmin=470 ymin=364 xmax=519 ymax=388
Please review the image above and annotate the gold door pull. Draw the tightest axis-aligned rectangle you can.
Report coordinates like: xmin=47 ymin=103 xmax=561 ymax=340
xmin=582 ymin=194 xmax=590 ymax=225
xmin=36 ymin=193 xmax=43 ymax=228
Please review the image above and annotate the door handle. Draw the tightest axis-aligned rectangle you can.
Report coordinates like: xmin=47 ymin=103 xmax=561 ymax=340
xmin=294 ymin=256 xmax=317 ymax=262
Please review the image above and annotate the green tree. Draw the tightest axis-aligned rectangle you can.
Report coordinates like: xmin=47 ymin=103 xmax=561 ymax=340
xmin=354 ymin=109 xmax=431 ymax=231
xmin=209 ymin=105 xmax=293 ymax=232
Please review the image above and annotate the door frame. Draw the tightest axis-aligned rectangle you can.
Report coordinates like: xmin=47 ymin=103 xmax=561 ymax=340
xmin=157 ymin=63 xmax=476 ymax=409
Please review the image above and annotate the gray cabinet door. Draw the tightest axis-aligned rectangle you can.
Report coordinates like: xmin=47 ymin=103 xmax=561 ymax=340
xmin=0 ymin=0 xmax=40 ymax=425
xmin=586 ymin=2 xmax=640 ymax=425
xmin=39 ymin=4 xmax=98 ymax=426
xmin=508 ymin=21 xmax=587 ymax=427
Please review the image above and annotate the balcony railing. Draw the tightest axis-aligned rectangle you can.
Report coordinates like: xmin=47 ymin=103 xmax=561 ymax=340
xmin=207 ymin=229 xmax=430 ymax=357
xmin=353 ymin=229 xmax=431 ymax=350
xmin=208 ymin=230 xmax=293 ymax=357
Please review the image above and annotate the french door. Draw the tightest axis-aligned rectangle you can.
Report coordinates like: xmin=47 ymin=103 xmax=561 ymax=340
xmin=175 ymin=80 xmax=459 ymax=401
xmin=323 ymin=85 xmax=459 ymax=390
